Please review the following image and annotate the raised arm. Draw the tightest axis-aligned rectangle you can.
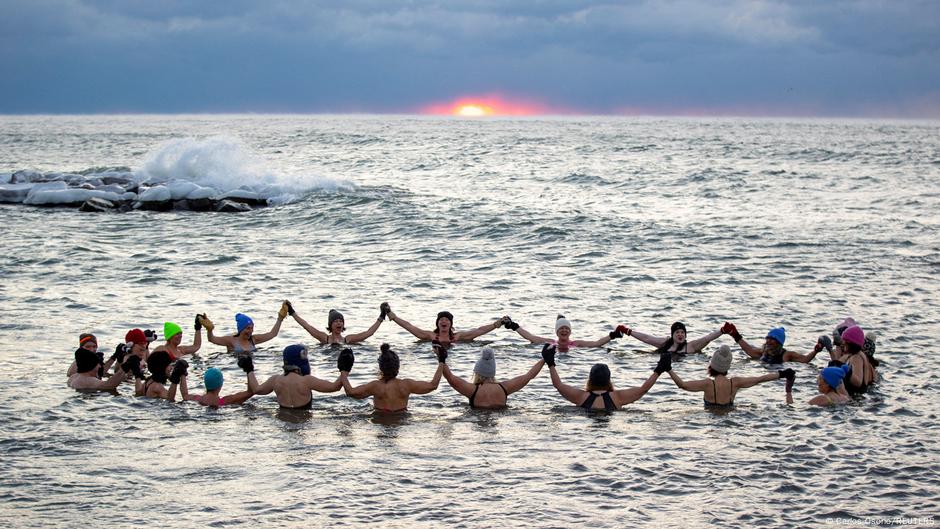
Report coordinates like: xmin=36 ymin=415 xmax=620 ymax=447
xmin=345 ymin=317 xmax=384 ymax=344
xmin=455 ymin=317 xmax=504 ymax=341
xmin=252 ymin=309 xmax=286 ymax=344
xmin=548 ymin=365 xmax=587 ymax=406
xmin=513 ymin=325 xmax=553 ymax=345
xmin=731 ymin=372 xmax=779 ymax=390
xmin=441 ymin=364 xmax=475 ymax=398
xmin=201 ymin=316 xmax=235 ymax=348
xmin=98 ymin=365 xmax=127 ymax=390
xmin=783 ymin=349 xmax=820 ymax=363
xmin=627 ymin=329 xmax=668 ymax=348
xmin=501 ymin=359 xmax=545 ymax=395
xmin=407 ymin=362 xmax=444 ymax=395
xmin=687 ymin=329 xmax=723 ymax=353
xmin=178 ymin=321 xmax=203 ymax=355
xmin=290 ymin=311 xmax=330 ymax=344
xmin=342 ymin=377 xmax=377 ymax=399
xmin=734 ymin=338 xmax=763 ymax=359
xmin=221 ymin=390 xmax=254 ymax=405
xmin=613 ymin=371 xmax=662 ymax=406
xmin=247 ymin=371 xmax=277 ymax=396
xmin=572 ymin=333 xmax=613 ymax=348
xmin=387 ymin=310 xmax=433 ymax=341
xmin=667 ymin=370 xmax=710 ymax=392
xmin=305 ymin=374 xmax=343 ymax=393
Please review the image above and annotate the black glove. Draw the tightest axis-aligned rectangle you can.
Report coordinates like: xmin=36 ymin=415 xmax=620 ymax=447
xmin=286 ymin=301 xmax=295 ymax=316
xmin=169 ymin=359 xmax=189 ymax=385
xmin=609 ymin=329 xmax=623 ymax=339
xmin=110 ymin=344 xmax=127 ymax=364
xmin=122 ymin=355 xmax=143 ymax=379
xmin=237 ymin=355 xmax=255 ymax=373
xmin=432 ymin=340 xmax=447 ymax=363
xmin=541 ymin=344 xmax=557 ymax=367
xmin=654 ymin=352 xmax=672 ymax=374
xmin=503 ymin=317 xmax=520 ymax=331
xmin=731 ymin=330 xmax=743 ymax=343
xmin=337 ymin=348 xmax=355 ymax=372
xmin=778 ymin=368 xmax=795 ymax=393
xmin=95 ymin=352 xmax=105 ymax=366
xmin=144 ymin=329 xmax=158 ymax=342
xmin=379 ymin=302 xmax=390 ymax=321
xmin=817 ymin=335 xmax=833 ymax=353
xmin=194 ymin=314 xmax=202 ymax=331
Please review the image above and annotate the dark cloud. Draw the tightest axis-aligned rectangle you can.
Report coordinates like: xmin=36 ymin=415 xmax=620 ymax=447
xmin=1 ymin=0 xmax=937 ymax=116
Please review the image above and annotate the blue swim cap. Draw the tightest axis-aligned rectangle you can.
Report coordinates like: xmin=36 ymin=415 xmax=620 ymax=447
xmin=204 ymin=367 xmax=223 ymax=391
xmin=235 ymin=313 xmax=254 ymax=334
xmin=821 ymin=365 xmax=849 ymax=389
xmin=766 ymin=327 xmax=786 ymax=346
xmin=283 ymin=344 xmax=310 ymax=376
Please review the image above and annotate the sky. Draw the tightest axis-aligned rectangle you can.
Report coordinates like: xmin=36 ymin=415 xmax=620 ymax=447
xmin=1 ymin=0 xmax=939 ymax=117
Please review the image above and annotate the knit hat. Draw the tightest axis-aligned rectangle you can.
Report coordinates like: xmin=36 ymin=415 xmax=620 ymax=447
xmin=555 ymin=314 xmax=572 ymax=332
xmin=671 ymin=321 xmax=687 ymax=337
xmin=821 ymin=364 xmax=850 ymax=389
xmin=328 ymin=309 xmax=345 ymax=329
xmin=203 ymin=367 xmax=223 ymax=391
xmin=147 ymin=351 xmax=172 ymax=382
xmin=474 ymin=347 xmax=497 ymax=378
xmin=436 ymin=311 xmax=454 ymax=326
xmin=841 ymin=326 xmax=864 ymax=347
xmin=766 ymin=327 xmax=786 ymax=346
xmin=125 ymin=328 xmax=147 ymax=345
xmin=164 ymin=322 xmax=182 ymax=341
xmin=588 ymin=363 xmax=611 ymax=388
xmin=79 ymin=334 xmax=97 ymax=347
xmin=709 ymin=344 xmax=733 ymax=374
xmin=75 ymin=347 xmax=100 ymax=373
xmin=235 ymin=313 xmax=254 ymax=334
xmin=282 ymin=344 xmax=311 ymax=376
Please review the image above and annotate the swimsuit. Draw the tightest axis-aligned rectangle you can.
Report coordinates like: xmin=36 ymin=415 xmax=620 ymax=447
xmin=704 ymin=378 xmax=734 ymax=407
xmin=233 ymin=338 xmax=257 ymax=355
xmin=581 ymin=391 xmax=616 ymax=411
xmin=469 ymin=383 xmax=508 ymax=408
xmin=280 ymin=399 xmax=313 ymax=410
xmin=843 ymin=353 xmax=872 ymax=396
xmin=761 ymin=348 xmax=786 ymax=364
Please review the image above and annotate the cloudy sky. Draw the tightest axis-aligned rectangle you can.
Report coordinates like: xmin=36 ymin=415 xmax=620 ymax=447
xmin=2 ymin=0 xmax=938 ymax=117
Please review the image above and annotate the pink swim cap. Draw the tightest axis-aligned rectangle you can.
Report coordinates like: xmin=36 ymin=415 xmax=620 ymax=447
xmin=841 ymin=325 xmax=864 ymax=347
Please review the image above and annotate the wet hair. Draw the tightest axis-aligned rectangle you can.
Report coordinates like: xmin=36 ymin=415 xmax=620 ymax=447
xmin=472 ymin=373 xmax=497 ymax=384
xmin=707 ymin=366 xmax=728 ymax=377
xmin=147 ymin=351 xmax=172 ymax=384
xmin=434 ymin=311 xmax=455 ymax=341
xmin=378 ymin=344 xmax=400 ymax=380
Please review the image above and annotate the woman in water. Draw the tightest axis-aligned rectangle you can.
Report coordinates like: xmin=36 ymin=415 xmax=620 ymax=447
xmin=385 ymin=304 xmax=507 ymax=347
xmin=506 ymin=314 xmax=624 ymax=352
xmin=289 ymin=302 xmax=387 ymax=345
xmin=135 ymin=350 xmax=190 ymax=401
xmin=202 ymin=301 xmax=290 ymax=355
xmin=151 ymin=317 xmax=203 ymax=361
xmin=67 ymin=346 xmax=127 ymax=391
xmin=544 ymin=345 xmax=670 ymax=411
xmin=342 ymin=343 xmax=443 ymax=412
xmin=242 ymin=344 xmax=346 ymax=409
xmin=188 ymin=367 xmax=254 ymax=407
xmin=725 ymin=324 xmax=822 ymax=364
xmin=808 ymin=364 xmax=852 ymax=406
xmin=837 ymin=325 xmax=878 ymax=395
xmin=621 ymin=321 xmax=726 ymax=356
xmin=665 ymin=344 xmax=796 ymax=407
xmin=439 ymin=345 xmax=545 ymax=409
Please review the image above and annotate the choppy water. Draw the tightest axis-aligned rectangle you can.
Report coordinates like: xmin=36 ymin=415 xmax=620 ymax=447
xmin=1 ymin=115 xmax=939 ymax=528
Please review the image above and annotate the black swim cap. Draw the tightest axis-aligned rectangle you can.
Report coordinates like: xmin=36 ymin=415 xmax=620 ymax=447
xmin=589 ymin=363 xmax=611 ymax=389
xmin=436 ymin=311 xmax=454 ymax=325
xmin=74 ymin=347 xmax=100 ymax=373
xmin=147 ymin=351 xmax=172 ymax=383
xmin=671 ymin=322 xmax=687 ymax=336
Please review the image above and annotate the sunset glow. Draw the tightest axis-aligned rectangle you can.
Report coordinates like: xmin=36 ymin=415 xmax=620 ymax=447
xmin=421 ymin=95 xmax=555 ymax=117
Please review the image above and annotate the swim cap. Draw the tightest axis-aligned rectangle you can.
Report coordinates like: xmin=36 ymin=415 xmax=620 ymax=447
xmin=863 ymin=332 xmax=877 ymax=357
xmin=766 ymin=327 xmax=786 ymax=346
xmin=474 ymin=347 xmax=496 ymax=378
xmin=555 ymin=314 xmax=572 ymax=332
xmin=436 ymin=311 xmax=454 ymax=326
xmin=282 ymin=344 xmax=310 ymax=376
xmin=147 ymin=351 xmax=172 ymax=383
xmin=203 ymin=367 xmax=223 ymax=391
xmin=164 ymin=322 xmax=182 ymax=341
xmin=79 ymin=333 xmax=97 ymax=347
xmin=75 ymin=347 xmax=100 ymax=373
xmin=328 ymin=309 xmax=345 ymax=329
xmin=588 ymin=363 xmax=611 ymax=389
xmin=832 ymin=317 xmax=857 ymax=346
xmin=821 ymin=364 xmax=850 ymax=389
xmin=841 ymin=325 xmax=864 ymax=347
xmin=235 ymin=313 xmax=253 ymax=334
xmin=378 ymin=343 xmax=400 ymax=379
xmin=125 ymin=328 xmax=147 ymax=345
xmin=671 ymin=321 xmax=687 ymax=337
xmin=709 ymin=344 xmax=733 ymax=374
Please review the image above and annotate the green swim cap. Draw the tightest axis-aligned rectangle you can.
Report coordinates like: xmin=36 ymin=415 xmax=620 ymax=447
xmin=164 ymin=322 xmax=182 ymax=340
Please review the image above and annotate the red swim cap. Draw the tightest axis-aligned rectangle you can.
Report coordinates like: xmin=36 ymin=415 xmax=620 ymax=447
xmin=125 ymin=328 xmax=147 ymax=345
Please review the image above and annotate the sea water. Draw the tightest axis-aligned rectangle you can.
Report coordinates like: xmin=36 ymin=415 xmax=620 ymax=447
xmin=1 ymin=115 xmax=938 ymax=528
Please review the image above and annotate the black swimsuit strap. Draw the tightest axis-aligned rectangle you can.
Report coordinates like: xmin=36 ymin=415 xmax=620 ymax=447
xmin=469 ymin=383 xmax=481 ymax=408
xmin=581 ymin=392 xmax=598 ymax=409
xmin=601 ymin=391 xmax=615 ymax=411
xmin=498 ymin=383 xmax=508 ymax=396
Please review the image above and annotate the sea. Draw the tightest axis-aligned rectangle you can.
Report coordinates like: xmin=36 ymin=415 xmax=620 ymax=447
xmin=1 ymin=114 xmax=938 ymax=528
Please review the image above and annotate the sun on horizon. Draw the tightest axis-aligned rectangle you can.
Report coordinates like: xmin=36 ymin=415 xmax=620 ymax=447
xmin=421 ymin=95 xmax=557 ymax=117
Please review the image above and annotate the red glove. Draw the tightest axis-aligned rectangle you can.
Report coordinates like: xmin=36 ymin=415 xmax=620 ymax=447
xmin=721 ymin=322 xmax=736 ymax=334
xmin=616 ymin=324 xmax=631 ymax=336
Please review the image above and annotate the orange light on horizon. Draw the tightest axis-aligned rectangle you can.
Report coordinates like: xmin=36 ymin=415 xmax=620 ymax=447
xmin=421 ymin=95 xmax=555 ymax=117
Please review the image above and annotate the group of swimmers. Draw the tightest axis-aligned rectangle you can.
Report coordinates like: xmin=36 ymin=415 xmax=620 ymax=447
xmin=67 ymin=301 xmax=881 ymax=411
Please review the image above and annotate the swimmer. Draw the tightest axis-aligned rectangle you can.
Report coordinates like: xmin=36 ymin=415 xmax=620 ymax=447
xmin=385 ymin=304 xmax=508 ymax=347
xmin=151 ymin=316 xmax=203 ymax=361
xmin=342 ymin=343 xmax=443 ymax=412
xmin=67 ymin=346 xmax=127 ymax=391
xmin=505 ymin=314 xmax=623 ymax=353
xmin=136 ymin=350 xmax=189 ymax=401
xmin=725 ymin=324 xmax=822 ymax=364
xmin=288 ymin=302 xmax=387 ymax=345
xmin=202 ymin=301 xmax=290 ymax=355
xmin=242 ymin=344 xmax=344 ymax=409
xmin=67 ymin=333 xmax=104 ymax=378
xmin=544 ymin=344 xmax=669 ymax=411
xmin=837 ymin=325 xmax=878 ymax=396
xmin=666 ymin=345 xmax=796 ymax=407
xmin=808 ymin=364 xmax=852 ymax=406
xmin=439 ymin=344 xmax=544 ymax=409
xmin=188 ymin=368 xmax=253 ymax=407
xmin=620 ymin=321 xmax=725 ymax=355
